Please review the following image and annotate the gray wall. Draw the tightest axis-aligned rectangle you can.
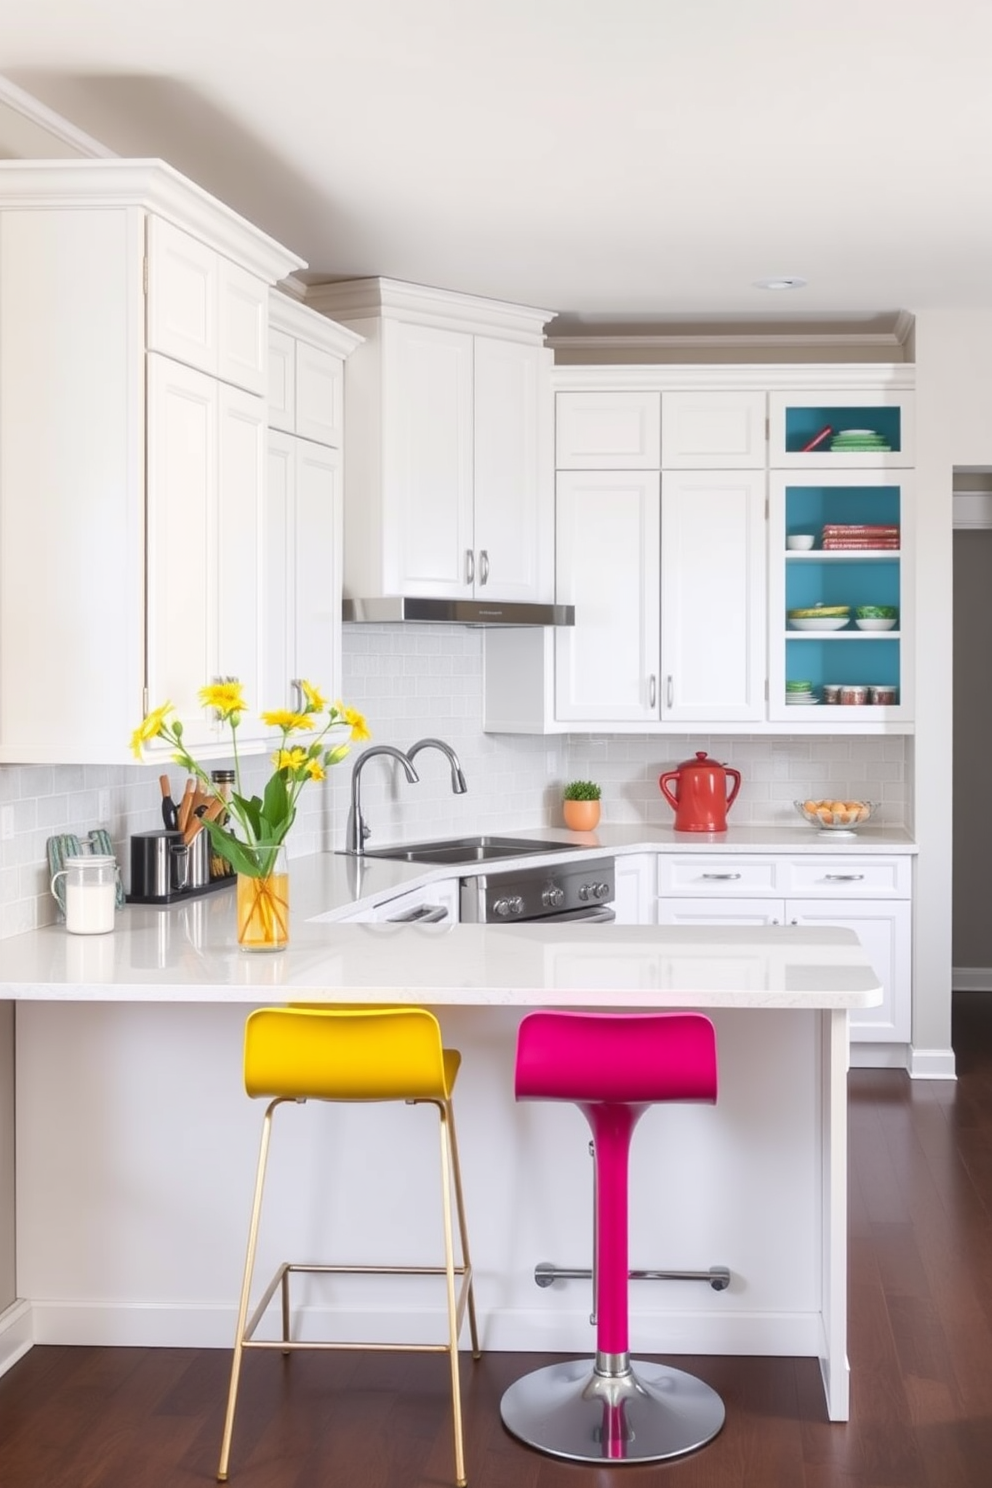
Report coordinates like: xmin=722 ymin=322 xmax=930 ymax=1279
xmin=953 ymin=530 xmax=992 ymax=973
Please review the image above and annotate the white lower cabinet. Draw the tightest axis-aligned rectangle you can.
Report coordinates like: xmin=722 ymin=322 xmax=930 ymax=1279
xmin=335 ymin=879 xmax=461 ymax=924
xmin=656 ymin=853 xmax=912 ymax=1046
xmin=613 ymin=853 xmax=658 ymax=925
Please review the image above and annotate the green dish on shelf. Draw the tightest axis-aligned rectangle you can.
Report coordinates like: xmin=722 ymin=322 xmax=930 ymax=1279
xmin=855 ymin=605 xmax=898 ymax=619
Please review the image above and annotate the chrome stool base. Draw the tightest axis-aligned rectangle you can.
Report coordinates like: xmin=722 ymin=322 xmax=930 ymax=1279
xmin=500 ymin=1355 xmax=725 ymax=1464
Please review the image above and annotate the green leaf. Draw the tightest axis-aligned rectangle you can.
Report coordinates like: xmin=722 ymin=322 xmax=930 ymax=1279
xmin=234 ymin=792 xmax=263 ymax=837
xmin=201 ymin=820 xmax=267 ymax=878
xmin=262 ymin=771 xmax=289 ymax=830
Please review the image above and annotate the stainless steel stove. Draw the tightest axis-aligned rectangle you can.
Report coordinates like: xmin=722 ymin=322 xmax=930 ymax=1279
xmin=460 ymin=856 xmax=616 ymax=924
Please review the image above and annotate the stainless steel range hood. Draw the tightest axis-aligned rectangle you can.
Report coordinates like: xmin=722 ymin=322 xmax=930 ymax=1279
xmin=343 ymin=597 xmax=575 ymax=626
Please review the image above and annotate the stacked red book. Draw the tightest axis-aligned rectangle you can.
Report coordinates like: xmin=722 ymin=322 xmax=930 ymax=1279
xmin=821 ymin=523 xmax=900 ymax=550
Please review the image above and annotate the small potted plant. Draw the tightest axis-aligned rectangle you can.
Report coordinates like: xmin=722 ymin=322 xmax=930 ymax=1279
xmin=562 ymin=779 xmax=602 ymax=832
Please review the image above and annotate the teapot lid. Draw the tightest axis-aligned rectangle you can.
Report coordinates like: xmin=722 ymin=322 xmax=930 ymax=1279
xmin=676 ymin=750 xmax=723 ymax=771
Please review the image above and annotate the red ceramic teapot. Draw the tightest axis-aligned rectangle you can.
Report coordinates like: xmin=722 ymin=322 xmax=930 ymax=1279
xmin=659 ymin=751 xmax=742 ymax=833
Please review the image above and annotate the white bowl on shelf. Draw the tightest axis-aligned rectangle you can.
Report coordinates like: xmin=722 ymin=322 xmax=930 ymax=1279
xmin=788 ymin=617 xmax=850 ymax=631
xmin=854 ymin=617 xmax=897 ymax=631
xmin=786 ymin=534 xmax=816 ymax=551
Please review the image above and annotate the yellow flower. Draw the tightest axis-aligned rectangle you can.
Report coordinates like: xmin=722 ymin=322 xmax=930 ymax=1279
xmin=199 ymin=681 xmax=246 ymax=719
xmin=299 ymin=680 xmax=327 ymax=713
xmin=338 ymin=704 xmax=371 ymax=742
xmin=305 ymin=758 xmax=326 ymax=781
xmin=273 ymin=747 xmax=308 ymax=772
xmin=260 ymin=710 xmax=315 ymax=732
xmin=129 ymin=701 xmax=173 ymax=760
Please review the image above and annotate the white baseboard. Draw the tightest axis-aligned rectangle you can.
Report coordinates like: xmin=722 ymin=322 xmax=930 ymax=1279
xmin=849 ymin=1042 xmax=957 ymax=1080
xmin=0 ymin=1299 xmax=33 ymax=1379
xmin=849 ymin=1042 xmax=909 ymax=1070
xmin=27 ymin=1299 xmax=821 ymax=1359
xmin=952 ymin=967 xmax=992 ymax=992
xmin=909 ymin=1046 xmax=957 ymax=1080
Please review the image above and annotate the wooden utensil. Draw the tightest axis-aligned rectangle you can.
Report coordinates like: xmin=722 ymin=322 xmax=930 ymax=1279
xmin=183 ymin=796 xmax=225 ymax=845
xmin=176 ymin=779 xmax=196 ymax=835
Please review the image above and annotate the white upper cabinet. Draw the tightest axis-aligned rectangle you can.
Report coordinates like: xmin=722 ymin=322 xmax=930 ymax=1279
xmin=556 ymin=390 xmax=661 ymax=469
xmin=660 ymin=471 xmax=766 ymax=723
xmin=146 ymin=216 xmax=269 ymax=396
xmin=305 ymin=278 xmax=555 ymax=604
xmin=267 ymin=291 xmax=360 ymax=447
xmin=0 ymin=160 xmax=304 ymax=764
xmin=661 ymin=390 xmax=766 ymax=469
xmin=555 ymin=471 xmax=661 ymax=722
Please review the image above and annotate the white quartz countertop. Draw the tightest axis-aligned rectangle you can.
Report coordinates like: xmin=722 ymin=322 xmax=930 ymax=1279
xmin=1 ymin=850 xmax=884 ymax=1008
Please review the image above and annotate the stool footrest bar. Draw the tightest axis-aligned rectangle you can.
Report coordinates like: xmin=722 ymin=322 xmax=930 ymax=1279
xmin=535 ymin=1261 xmax=730 ymax=1291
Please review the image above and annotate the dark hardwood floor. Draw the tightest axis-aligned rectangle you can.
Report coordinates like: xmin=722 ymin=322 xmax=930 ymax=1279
xmin=3 ymin=993 xmax=992 ymax=1487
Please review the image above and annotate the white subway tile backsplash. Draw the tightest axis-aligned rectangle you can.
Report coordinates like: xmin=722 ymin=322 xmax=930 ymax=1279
xmin=0 ymin=624 xmax=907 ymax=939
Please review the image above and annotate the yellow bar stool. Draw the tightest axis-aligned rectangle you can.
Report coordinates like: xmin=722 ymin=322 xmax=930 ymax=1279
xmin=216 ymin=1005 xmax=480 ymax=1486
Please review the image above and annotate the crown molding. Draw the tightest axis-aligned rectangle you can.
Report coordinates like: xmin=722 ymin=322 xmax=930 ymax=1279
xmin=305 ymin=276 xmax=556 ymax=344
xmin=269 ymin=288 xmax=364 ymax=357
xmin=0 ymin=158 xmax=305 ymax=283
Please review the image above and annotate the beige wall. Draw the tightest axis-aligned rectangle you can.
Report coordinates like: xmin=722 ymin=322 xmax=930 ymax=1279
xmin=913 ymin=311 xmax=992 ymax=1062
xmin=0 ymin=1001 xmax=14 ymax=1310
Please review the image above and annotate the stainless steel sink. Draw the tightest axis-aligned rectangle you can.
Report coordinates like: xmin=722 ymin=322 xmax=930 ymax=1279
xmin=347 ymin=835 xmax=586 ymax=866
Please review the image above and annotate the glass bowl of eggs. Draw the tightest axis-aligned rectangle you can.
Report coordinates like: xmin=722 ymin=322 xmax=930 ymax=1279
xmin=794 ymin=799 xmax=878 ymax=836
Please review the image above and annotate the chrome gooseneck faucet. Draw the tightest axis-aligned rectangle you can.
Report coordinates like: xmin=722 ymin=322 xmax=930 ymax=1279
xmin=407 ymin=737 xmax=468 ymax=795
xmin=346 ymin=745 xmax=420 ymax=854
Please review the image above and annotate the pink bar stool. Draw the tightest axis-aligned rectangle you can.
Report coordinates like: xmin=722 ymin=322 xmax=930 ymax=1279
xmin=500 ymin=1009 xmax=724 ymax=1464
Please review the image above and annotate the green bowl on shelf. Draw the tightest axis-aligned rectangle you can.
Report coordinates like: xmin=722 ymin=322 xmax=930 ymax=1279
xmin=855 ymin=605 xmax=898 ymax=619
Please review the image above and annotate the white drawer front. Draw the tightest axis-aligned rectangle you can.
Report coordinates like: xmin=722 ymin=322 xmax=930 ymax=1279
xmin=782 ymin=856 xmax=911 ymax=898
xmin=657 ymin=856 xmax=780 ymax=896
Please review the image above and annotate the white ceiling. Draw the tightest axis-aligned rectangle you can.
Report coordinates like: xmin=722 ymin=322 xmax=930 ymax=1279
xmin=2 ymin=0 xmax=991 ymax=333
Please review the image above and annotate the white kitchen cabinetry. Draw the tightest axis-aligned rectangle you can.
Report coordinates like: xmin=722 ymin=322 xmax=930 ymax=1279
xmin=769 ymin=388 xmax=913 ymax=470
xmin=335 ymin=878 xmax=461 ymax=924
xmin=146 ymin=216 xmax=269 ymax=397
xmin=656 ymin=852 xmax=912 ymax=1049
xmin=262 ymin=296 xmax=361 ymax=713
xmin=556 ymin=390 xmax=661 ymax=469
xmin=613 ymin=853 xmax=658 ymax=925
xmin=304 ymin=278 xmax=555 ymax=605
xmin=661 ymin=390 xmax=767 ymax=469
xmin=0 ymin=160 xmax=304 ymax=765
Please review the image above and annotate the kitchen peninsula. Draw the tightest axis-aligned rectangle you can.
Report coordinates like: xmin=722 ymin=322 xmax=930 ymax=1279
xmin=0 ymin=851 xmax=881 ymax=1426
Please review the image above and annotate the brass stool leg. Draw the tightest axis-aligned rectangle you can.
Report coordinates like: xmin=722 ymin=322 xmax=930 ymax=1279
xmin=446 ymin=1098 xmax=480 ymax=1358
xmin=217 ymin=1099 xmax=280 ymax=1482
xmin=438 ymin=1106 xmax=467 ymax=1487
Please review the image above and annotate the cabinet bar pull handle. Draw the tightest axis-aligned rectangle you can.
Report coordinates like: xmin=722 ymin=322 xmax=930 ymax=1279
xmin=648 ymin=674 xmax=657 ymax=708
xmin=824 ymin=873 xmax=865 ymax=882
xmin=666 ymin=675 xmax=674 ymax=708
xmin=465 ymin=549 xmax=475 ymax=585
xmin=701 ymin=872 xmax=742 ymax=880
xmin=479 ymin=549 xmax=490 ymax=585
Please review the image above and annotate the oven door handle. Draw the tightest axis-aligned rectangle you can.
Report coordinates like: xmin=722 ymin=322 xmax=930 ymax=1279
xmin=384 ymin=903 xmax=449 ymax=924
xmin=546 ymin=904 xmax=616 ymax=924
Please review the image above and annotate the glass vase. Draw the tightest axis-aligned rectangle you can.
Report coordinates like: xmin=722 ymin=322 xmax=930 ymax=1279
xmin=236 ymin=845 xmax=290 ymax=952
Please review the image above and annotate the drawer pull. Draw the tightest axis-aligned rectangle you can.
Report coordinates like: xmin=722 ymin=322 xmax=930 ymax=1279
xmin=823 ymin=873 xmax=865 ymax=882
xmin=701 ymin=872 xmax=742 ymax=881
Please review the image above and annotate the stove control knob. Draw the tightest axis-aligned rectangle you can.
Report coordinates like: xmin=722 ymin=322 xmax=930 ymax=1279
xmin=542 ymin=885 xmax=565 ymax=909
xmin=579 ymin=884 xmax=591 ymax=900
xmin=592 ymin=882 xmax=611 ymax=900
xmin=494 ymin=895 xmax=524 ymax=918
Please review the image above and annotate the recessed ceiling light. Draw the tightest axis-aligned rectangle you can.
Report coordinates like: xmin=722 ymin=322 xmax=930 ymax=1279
xmin=754 ymin=276 xmax=808 ymax=291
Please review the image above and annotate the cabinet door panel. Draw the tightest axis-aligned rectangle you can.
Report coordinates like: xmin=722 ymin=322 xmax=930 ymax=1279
xmin=474 ymin=337 xmax=551 ymax=601
xmin=555 ymin=471 xmax=660 ymax=722
xmin=217 ymin=385 xmax=266 ymax=737
xmin=556 ymin=391 xmax=661 ymax=469
xmin=657 ymin=898 xmax=784 ymax=927
xmin=295 ymin=441 xmax=342 ymax=697
xmin=788 ymin=899 xmax=910 ymax=1042
xmin=383 ymin=321 xmax=473 ymax=596
xmin=267 ymin=329 xmax=296 ymax=433
xmin=217 ymin=257 xmax=267 ymax=396
xmin=262 ymin=433 xmax=294 ymax=712
xmin=661 ymin=471 xmax=766 ymax=722
xmin=146 ymin=218 xmax=218 ymax=377
xmin=296 ymin=341 xmax=343 ymax=448
xmin=662 ymin=391 xmax=766 ymax=469
xmin=146 ymin=354 xmax=216 ymax=747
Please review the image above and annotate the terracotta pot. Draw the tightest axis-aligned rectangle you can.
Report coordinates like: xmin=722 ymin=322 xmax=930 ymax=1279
xmin=562 ymin=798 xmax=601 ymax=831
